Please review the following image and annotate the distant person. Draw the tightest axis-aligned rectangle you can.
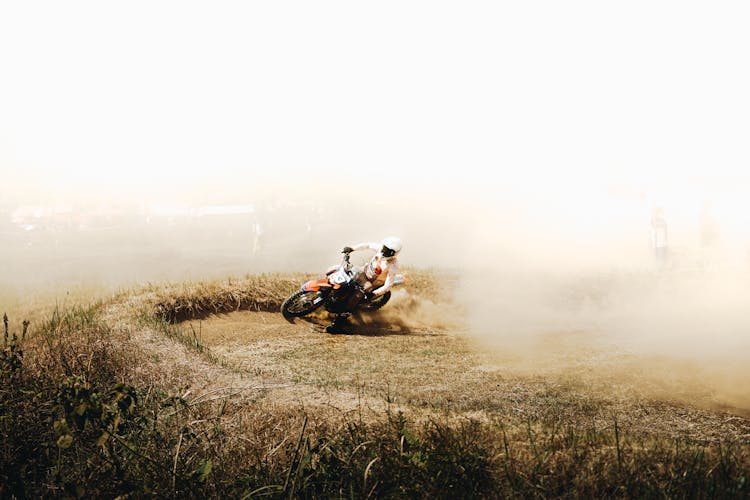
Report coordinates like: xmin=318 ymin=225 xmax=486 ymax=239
xmin=251 ymin=218 xmax=263 ymax=256
xmin=651 ymin=207 xmax=668 ymax=270
xmin=327 ymin=236 xmax=402 ymax=333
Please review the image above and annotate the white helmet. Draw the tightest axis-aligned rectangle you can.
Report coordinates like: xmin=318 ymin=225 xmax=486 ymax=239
xmin=380 ymin=236 xmax=402 ymax=259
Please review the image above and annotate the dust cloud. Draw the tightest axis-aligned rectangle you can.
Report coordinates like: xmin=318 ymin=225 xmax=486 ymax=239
xmin=0 ymin=182 xmax=469 ymax=311
xmin=460 ymin=183 xmax=750 ymax=412
xmin=355 ymin=289 xmax=464 ymax=334
xmin=4 ymin=175 xmax=750 ymax=412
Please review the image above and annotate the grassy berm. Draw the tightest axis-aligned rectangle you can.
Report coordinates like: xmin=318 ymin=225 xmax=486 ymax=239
xmin=2 ymin=269 xmax=749 ymax=498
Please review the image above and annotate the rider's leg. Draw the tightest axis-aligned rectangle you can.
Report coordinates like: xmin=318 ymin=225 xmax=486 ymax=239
xmin=327 ymin=279 xmax=372 ymax=334
xmin=346 ymin=280 xmax=372 ymax=311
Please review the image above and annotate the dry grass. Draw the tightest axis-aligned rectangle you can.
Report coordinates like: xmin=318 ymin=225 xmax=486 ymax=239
xmin=2 ymin=268 xmax=750 ymax=497
xmin=150 ymin=266 xmax=446 ymax=323
xmin=142 ymin=269 xmax=750 ymax=444
xmin=151 ymin=274 xmax=300 ymax=323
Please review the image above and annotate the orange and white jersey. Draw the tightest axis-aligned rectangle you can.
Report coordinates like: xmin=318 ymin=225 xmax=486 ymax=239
xmin=349 ymin=242 xmax=400 ymax=296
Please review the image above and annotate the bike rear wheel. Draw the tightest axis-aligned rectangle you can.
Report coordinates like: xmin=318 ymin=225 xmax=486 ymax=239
xmin=359 ymin=291 xmax=391 ymax=311
xmin=281 ymin=290 xmax=328 ymax=319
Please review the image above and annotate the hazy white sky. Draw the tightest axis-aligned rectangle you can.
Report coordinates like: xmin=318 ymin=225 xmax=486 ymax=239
xmin=1 ymin=1 xmax=749 ymax=206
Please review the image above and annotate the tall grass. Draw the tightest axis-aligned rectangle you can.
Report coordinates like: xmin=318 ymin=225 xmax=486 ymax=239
xmin=152 ymin=274 xmax=303 ymax=323
xmin=2 ymin=273 xmax=749 ymax=498
xmin=150 ymin=267 xmax=443 ymax=323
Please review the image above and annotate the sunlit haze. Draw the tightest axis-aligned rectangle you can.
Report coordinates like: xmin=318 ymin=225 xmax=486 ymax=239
xmin=2 ymin=1 xmax=750 ymax=416
xmin=2 ymin=2 xmax=749 ymax=203
xmin=5 ymin=6 xmax=750 ymax=492
xmin=2 ymin=2 xmax=750 ymax=280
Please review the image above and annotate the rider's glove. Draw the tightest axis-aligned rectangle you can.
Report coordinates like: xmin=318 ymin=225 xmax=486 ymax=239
xmin=363 ymin=292 xmax=375 ymax=302
xmin=342 ymin=246 xmax=353 ymax=254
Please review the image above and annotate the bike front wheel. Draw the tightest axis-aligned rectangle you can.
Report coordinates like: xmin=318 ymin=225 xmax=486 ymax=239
xmin=281 ymin=289 xmax=328 ymax=320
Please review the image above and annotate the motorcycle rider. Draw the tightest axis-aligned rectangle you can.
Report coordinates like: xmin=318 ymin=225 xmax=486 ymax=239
xmin=326 ymin=236 xmax=403 ymax=334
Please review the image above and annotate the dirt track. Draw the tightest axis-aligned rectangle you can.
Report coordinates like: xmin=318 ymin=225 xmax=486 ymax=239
xmin=105 ymin=287 xmax=750 ymax=445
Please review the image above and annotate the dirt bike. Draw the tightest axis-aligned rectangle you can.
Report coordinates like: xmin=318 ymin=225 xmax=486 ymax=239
xmin=281 ymin=252 xmax=405 ymax=321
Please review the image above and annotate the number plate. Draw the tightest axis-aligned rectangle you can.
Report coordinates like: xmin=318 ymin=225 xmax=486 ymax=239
xmin=330 ymin=270 xmax=349 ymax=285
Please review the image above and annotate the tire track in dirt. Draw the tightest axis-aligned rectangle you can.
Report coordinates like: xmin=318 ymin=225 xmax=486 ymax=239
xmin=103 ymin=297 xmax=430 ymax=416
xmin=104 ymin=291 xmax=750 ymax=443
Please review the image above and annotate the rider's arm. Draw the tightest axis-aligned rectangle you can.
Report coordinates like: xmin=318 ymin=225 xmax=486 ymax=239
xmin=371 ymin=261 xmax=399 ymax=296
xmin=350 ymin=242 xmax=380 ymax=252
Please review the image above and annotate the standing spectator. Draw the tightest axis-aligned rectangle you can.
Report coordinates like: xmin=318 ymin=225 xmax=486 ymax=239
xmin=251 ymin=216 xmax=263 ymax=256
xmin=651 ymin=207 xmax=668 ymax=270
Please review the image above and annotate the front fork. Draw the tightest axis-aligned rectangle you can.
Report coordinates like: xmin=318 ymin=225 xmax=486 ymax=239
xmin=345 ymin=281 xmax=367 ymax=311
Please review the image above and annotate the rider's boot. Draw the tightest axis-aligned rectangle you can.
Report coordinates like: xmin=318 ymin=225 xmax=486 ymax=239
xmin=326 ymin=313 xmax=350 ymax=334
